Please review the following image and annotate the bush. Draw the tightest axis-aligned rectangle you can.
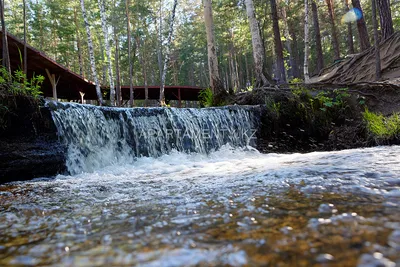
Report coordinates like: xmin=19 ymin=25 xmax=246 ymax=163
xmin=199 ymin=88 xmax=213 ymax=107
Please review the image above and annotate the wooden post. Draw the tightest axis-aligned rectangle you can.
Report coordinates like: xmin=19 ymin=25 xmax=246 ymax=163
xmin=178 ymin=88 xmax=181 ymax=108
xmin=45 ymin=68 xmax=59 ymax=100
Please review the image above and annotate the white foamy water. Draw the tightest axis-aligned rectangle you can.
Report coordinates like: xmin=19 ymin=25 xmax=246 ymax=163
xmin=0 ymin=146 xmax=399 ymax=266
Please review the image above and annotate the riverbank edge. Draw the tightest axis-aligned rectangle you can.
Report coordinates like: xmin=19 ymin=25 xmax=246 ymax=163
xmin=0 ymin=96 xmax=66 ymax=183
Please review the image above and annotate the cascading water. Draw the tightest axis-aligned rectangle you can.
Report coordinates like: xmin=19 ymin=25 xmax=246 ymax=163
xmin=48 ymin=102 xmax=259 ymax=174
xmin=1 ymin=102 xmax=400 ymax=266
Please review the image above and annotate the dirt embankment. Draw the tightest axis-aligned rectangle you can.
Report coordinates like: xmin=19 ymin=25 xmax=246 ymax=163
xmin=231 ymin=84 xmax=400 ymax=153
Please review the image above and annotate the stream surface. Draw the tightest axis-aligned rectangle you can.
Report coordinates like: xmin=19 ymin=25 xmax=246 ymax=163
xmin=0 ymin=145 xmax=399 ymax=266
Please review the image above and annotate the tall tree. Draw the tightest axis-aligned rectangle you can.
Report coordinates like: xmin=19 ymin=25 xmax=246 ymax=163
xmin=159 ymin=0 xmax=178 ymax=106
xmin=343 ymin=0 xmax=355 ymax=54
xmin=23 ymin=0 xmax=27 ymax=76
xmin=372 ymin=0 xmax=381 ymax=80
xmin=245 ymin=0 xmax=272 ymax=87
xmin=312 ymin=0 xmax=324 ymax=73
xmin=203 ymin=0 xmax=225 ymax=98
xmin=80 ymin=0 xmax=103 ymax=104
xmin=304 ymin=0 xmax=310 ymax=83
xmin=270 ymin=0 xmax=286 ymax=82
xmin=0 ymin=0 xmax=10 ymax=76
xmin=126 ymin=0 xmax=134 ymax=107
xmin=98 ymin=0 xmax=115 ymax=105
xmin=352 ymin=0 xmax=371 ymax=51
xmin=377 ymin=0 xmax=394 ymax=41
xmin=325 ymin=0 xmax=340 ymax=60
xmin=74 ymin=5 xmax=84 ymax=77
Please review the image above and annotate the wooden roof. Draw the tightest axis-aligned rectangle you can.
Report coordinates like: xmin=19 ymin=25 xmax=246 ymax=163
xmin=0 ymin=31 xmax=203 ymax=101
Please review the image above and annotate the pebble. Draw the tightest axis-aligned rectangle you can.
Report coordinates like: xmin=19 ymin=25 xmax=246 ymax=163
xmin=357 ymin=252 xmax=395 ymax=267
xmin=318 ymin=203 xmax=338 ymax=214
xmin=316 ymin=253 xmax=334 ymax=263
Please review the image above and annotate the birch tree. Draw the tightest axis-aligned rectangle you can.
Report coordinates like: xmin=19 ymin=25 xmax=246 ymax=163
xmin=304 ymin=0 xmax=310 ymax=83
xmin=159 ymin=0 xmax=178 ymax=106
xmin=98 ymin=0 xmax=115 ymax=105
xmin=126 ymin=0 xmax=133 ymax=107
xmin=80 ymin=0 xmax=103 ymax=104
xmin=244 ymin=0 xmax=272 ymax=87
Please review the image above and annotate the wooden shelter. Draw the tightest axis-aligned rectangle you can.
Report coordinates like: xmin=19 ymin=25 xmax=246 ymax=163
xmin=0 ymin=31 xmax=203 ymax=103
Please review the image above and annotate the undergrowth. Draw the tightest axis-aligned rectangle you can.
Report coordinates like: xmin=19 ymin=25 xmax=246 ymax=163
xmin=0 ymin=66 xmax=44 ymax=129
xmin=363 ymin=109 xmax=400 ymax=142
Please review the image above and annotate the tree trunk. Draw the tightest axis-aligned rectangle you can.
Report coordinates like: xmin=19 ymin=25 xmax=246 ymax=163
xmin=136 ymin=37 xmax=149 ymax=107
xmin=343 ymin=0 xmax=355 ymax=54
xmin=352 ymin=0 xmax=371 ymax=51
xmin=377 ymin=0 xmax=394 ymax=41
xmin=157 ymin=0 xmax=163 ymax=85
xmin=114 ymin=26 xmax=121 ymax=106
xmin=203 ymin=0 xmax=226 ymax=100
xmin=281 ymin=3 xmax=295 ymax=79
xmin=80 ymin=0 xmax=103 ymax=104
xmin=304 ymin=0 xmax=310 ymax=83
xmin=126 ymin=0 xmax=134 ymax=107
xmin=270 ymin=0 xmax=286 ymax=83
xmin=312 ymin=0 xmax=324 ymax=73
xmin=244 ymin=0 xmax=272 ymax=87
xmin=23 ymin=0 xmax=27 ymax=76
xmin=98 ymin=0 xmax=115 ymax=105
xmin=74 ymin=5 xmax=84 ymax=77
xmin=159 ymin=0 xmax=178 ymax=106
xmin=325 ymin=0 xmax=340 ymax=60
xmin=372 ymin=0 xmax=381 ymax=80
xmin=0 ymin=0 xmax=11 ymax=76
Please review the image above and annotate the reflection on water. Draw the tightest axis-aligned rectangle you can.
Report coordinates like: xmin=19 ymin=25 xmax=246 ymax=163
xmin=0 ymin=145 xmax=399 ymax=266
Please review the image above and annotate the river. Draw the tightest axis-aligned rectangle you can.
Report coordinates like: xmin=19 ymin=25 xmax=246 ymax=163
xmin=0 ymin=104 xmax=399 ymax=266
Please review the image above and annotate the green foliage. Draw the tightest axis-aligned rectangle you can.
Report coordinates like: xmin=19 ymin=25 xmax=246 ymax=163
xmin=199 ymin=88 xmax=214 ymax=107
xmin=0 ymin=66 xmax=44 ymax=129
xmin=363 ymin=109 xmax=400 ymax=141
xmin=265 ymin=97 xmax=281 ymax=118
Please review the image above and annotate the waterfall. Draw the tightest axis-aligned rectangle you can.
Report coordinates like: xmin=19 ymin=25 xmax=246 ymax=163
xmin=48 ymin=102 xmax=259 ymax=174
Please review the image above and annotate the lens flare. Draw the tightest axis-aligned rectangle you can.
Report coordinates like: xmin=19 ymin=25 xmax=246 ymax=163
xmin=341 ymin=8 xmax=362 ymax=23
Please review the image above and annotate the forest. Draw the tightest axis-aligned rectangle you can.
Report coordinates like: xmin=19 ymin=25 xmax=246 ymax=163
xmin=0 ymin=0 xmax=398 ymax=106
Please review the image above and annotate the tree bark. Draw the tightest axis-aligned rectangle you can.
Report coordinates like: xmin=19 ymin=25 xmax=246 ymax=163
xmin=304 ymin=0 xmax=310 ymax=83
xmin=270 ymin=0 xmax=286 ymax=83
xmin=377 ymin=0 xmax=394 ymax=41
xmin=312 ymin=0 xmax=324 ymax=73
xmin=343 ymin=0 xmax=355 ymax=54
xmin=98 ymin=0 xmax=115 ymax=105
xmin=203 ymin=0 xmax=226 ymax=99
xmin=325 ymin=0 xmax=340 ymax=60
xmin=0 ymin=0 xmax=11 ymax=76
xmin=126 ymin=0 xmax=134 ymax=107
xmin=245 ymin=0 xmax=272 ymax=87
xmin=372 ymin=0 xmax=381 ymax=80
xmin=79 ymin=0 xmax=103 ymax=104
xmin=352 ymin=0 xmax=371 ymax=51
